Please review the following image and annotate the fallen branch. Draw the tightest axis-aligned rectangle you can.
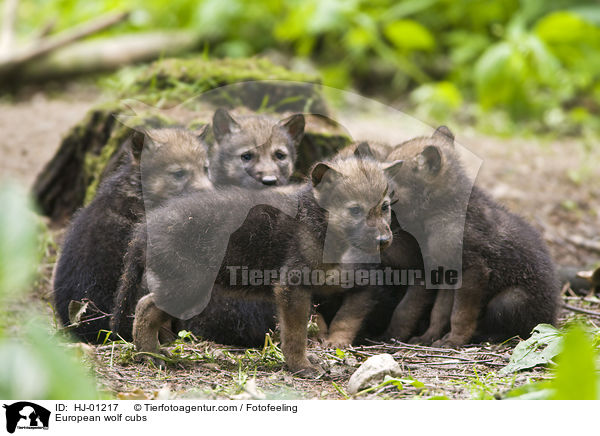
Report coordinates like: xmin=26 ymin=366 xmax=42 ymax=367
xmin=0 ymin=11 xmax=129 ymax=74
xmin=562 ymin=303 xmax=600 ymax=318
xmin=20 ymin=31 xmax=202 ymax=80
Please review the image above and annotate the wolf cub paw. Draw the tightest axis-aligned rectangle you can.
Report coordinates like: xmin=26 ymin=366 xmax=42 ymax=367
xmin=384 ymin=328 xmax=412 ymax=343
xmin=408 ymin=333 xmax=439 ymax=345
xmin=287 ymin=355 xmax=326 ymax=379
xmin=321 ymin=334 xmax=352 ymax=349
xmin=431 ymin=333 xmax=466 ymax=348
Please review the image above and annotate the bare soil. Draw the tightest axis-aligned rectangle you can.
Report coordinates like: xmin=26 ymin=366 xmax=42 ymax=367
xmin=2 ymin=87 xmax=599 ymax=399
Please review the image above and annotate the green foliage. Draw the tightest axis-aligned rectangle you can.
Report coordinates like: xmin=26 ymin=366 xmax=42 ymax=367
xmin=16 ymin=0 xmax=600 ymax=131
xmin=499 ymin=324 xmax=563 ymax=374
xmin=551 ymin=324 xmax=598 ymax=400
xmin=0 ymin=183 xmax=100 ymax=399
xmin=0 ymin=184 xmax=39 ymax=301
xmin=354 ymin=375 xmax=425 ymax=397
xmin=504 ymin=323 xmax=600 ymax=400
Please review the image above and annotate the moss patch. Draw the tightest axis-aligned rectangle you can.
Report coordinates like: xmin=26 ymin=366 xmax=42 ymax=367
xmin=106 ymin=57 xmax=327 ymax=114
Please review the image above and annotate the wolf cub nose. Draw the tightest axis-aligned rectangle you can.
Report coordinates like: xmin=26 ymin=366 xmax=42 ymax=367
xmin=261 ymin=175 xmax=278 ymax=185
xmin=377 ymin=234 xmax=392 ymax=248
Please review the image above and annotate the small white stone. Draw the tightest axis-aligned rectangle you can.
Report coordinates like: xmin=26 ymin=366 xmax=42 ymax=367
xmin=347 ymin=354 xmax=402 ymax=394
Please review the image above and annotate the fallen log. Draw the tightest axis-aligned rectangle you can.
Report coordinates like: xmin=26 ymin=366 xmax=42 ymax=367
xmin=18 ymin=31 xmax=204 ymax=81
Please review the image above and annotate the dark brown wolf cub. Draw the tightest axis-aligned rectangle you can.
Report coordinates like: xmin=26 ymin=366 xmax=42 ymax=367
xmin=113 ymin=152 xmax=402 ymax=376
xmin=384 ymin=127 xmax=560 ymax=346
xmin=208 ymin=109 xmax=304 ymax=187
xmin=53 ymin=128 xmax=211 ymax=341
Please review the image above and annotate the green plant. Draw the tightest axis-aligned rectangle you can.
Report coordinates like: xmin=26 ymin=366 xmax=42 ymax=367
xmin=504 ymin=323 xmax=600 ymax=399
xmin=16 ymin=1 xmax=600 ymax=132
xmin=0 ymin=183 xmax=100 ymax=399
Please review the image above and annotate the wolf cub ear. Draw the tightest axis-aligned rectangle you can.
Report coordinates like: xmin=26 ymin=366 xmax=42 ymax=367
xmin=213 ymin=108 xmax=241 ymax=142
xmin=311 ymin=162 xmax=342 ymax=187
xmin=130 ymin=130 xmax=147 ymax=162
xmin=432 ymin=126 xmax=455 ymax=146
xmin=277 ymin=113 xmax=305 ymax=146
xmin=353 ymin=142 xmax=375 ymax=160
xmin=382 ymin=159 xmax=403 ymax=178
xmin=196 ymin=123 xmax=211 ymax=142
xmin=418 ymin=145 xmax=443 ymax=177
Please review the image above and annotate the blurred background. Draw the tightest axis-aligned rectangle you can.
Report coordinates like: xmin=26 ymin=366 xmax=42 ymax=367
xmin=1 ymin=0 xmax=599 ymax=134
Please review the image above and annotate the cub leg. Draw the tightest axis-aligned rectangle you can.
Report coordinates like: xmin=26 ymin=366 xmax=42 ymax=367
xmin=409 ymin=290 xmax=453 ymax=344
xmin=133 ymin=294 xmax=173 ymax=366
xmin=323 ymin=289 xmax=374 ymax=348
xmin=385 ymin=285 xmax=436 ymax=341
xmin=432 ymin=267 xmax=487 ymax=348
xmin=274 ymin=286 xmax=322 ymax=378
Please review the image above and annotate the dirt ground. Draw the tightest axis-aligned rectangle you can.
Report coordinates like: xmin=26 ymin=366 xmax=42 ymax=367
xmin=1 ymin=86 xmax=599 ymax=399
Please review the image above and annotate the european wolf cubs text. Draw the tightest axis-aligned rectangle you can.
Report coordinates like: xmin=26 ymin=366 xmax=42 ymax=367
xmin=384 ymin=127 xmax=559 ymax=346
xmin=53 ymin=128 xmax=211 ymax=341
xmin=115 ymin=152 xmax=402 ymax=376
xmin=208 ymin=108 xmax=304 ymax=187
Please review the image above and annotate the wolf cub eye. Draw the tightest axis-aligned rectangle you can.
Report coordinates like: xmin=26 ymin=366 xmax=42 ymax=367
xmin=241 ymin=152 xmax=254 ymax=162
xmin=348 ymin=206 xmax=363 ymax=217
xmin=274 ymin=150 xmax=287 ymax=160
xmin=171 ymin=169 xmax=188 ymax=180
xmin=381 ymin=201 xmax=390 ymax=212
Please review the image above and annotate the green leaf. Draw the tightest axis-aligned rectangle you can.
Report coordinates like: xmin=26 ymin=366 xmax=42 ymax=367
xmin=474 ymin=41 xmax=520 ymax=108
xmin=503 ymin=381 xmax=554 ymax=400
xmin=536 ymin=11 xmax=593 ymax=44
xmin=0 ymin=184 xmax=39 ymax=299
xmin=551 ymin=324 xmax=598 ymax=400
xmin=0 ymin=320 xmax=100 ymax=399
xmin=384 ymin=19 xmax=435 ymax=51
xmin=68 ymin=300 xmax=89 ymax=327
xmin=499 ymin=324 xmax=563 ymax=374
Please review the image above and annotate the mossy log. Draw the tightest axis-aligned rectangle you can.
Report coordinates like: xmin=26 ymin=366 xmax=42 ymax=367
xmin=33 ymin=57 xmax=351 ymax=224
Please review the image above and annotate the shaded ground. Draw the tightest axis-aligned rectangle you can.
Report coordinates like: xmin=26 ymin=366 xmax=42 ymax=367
xmin=2 ymin=87 xmax=599 ymax=399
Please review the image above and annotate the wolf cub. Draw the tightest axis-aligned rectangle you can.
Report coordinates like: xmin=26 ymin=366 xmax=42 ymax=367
xmin=208 ymin=108 xmax=304 ymax=187
xmin=53 ymin=128 xmax=211 ymax=341
xmin=176 ymin=110 xmax=305 ymax=346
xmin=384 ymin=127 xmax=560 ymax=346
xmin=114 ymin=150 xmax=402 ymax=376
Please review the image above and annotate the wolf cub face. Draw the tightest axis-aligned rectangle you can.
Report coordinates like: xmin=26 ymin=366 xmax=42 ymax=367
xmin=311 ymin=146 xmax=403 ymax=255
xmin=134 ymin=127 xmax=212 ymax=207
xmin=210 ymin=109 xmax=304 ymax=188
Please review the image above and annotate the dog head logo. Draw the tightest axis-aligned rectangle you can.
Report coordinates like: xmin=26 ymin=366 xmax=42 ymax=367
xmin=3 ymin=402 xmax=50 ymax=433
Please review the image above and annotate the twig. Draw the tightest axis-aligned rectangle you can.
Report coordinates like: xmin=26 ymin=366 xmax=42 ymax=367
xmin=0 ymin=10 xmax=129 ymax=72
xmin=404 ymin=358 xmax=494 ymax=366
xmin=415 ymin=353 xmax=504 ymax=362
xmin=563 ymin=295 xmax=600 ymax=304
xmin=562 ymin=303 xmax=600 ymax=318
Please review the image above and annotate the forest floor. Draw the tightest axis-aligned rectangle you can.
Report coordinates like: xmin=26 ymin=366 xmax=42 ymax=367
xmin=1 ymin=84 xmax=599 ymax=400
